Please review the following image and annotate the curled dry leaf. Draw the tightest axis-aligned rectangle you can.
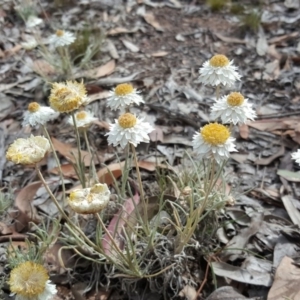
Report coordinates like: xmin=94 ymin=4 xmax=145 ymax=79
xmin=79 ymin=60 xmax=115 ymax=79
xmin=143 ymin=13 xmax=164 ymax=31
xmin=97 ymin=162 xmax=125 ymax=185
xmin=9 ymin=181 xmax=43 ymax=232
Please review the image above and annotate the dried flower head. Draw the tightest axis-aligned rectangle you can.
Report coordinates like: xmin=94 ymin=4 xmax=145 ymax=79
xmin=22 ymin=102 xmax=59 ymax=128
xmin=6 ymin=135 xmax=50 ymax=165
xmin=107 ymin=83 xmax=144 ymax=110
xmin=192 ymin=123 xmax=237 ymax=163
xmin=68 ymin=183 xmax=111 ymax=214
xmin=48 ymin=29 xmax=75 ymax=48
xmin=292 ymin=149 xmax=300 ymax=166
xmin=49 ymin=81 xmax=89 ymax=113
xmin=199 ymin=54 xmax=241 ymax=87
xmin=106 ymin=113 xmax=154 ymax=148
xmin=8 ymin=261 xmax=57 ymax=300
xmin=210 ymin=92 xmax=256 ymax=124
xmin=67 ymin=110 xmax=97 ymax=129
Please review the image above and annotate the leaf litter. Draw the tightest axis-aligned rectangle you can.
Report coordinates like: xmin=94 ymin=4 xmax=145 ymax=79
xmin=1 ymin=0 xmax=300 ymax=299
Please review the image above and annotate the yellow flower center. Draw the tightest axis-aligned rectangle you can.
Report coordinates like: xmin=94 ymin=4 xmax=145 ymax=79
xmin=76 ymin=111 xmax=87 ymax=120
xmin=118 ymin=113 xmax=137 ymax=128
xmin=115 ymin=83 xmax=134 ymax=96
xmin=209 ymin=54 xmax=229 ymax=68
xmin=201 ymin=123 xmax=230 ymax=146
xmin=226 ymin=92 xmax=244 ymax=106
xmin=28 ymin=102 xmax=40 ymax=113
xmin=49 ymin=81 xmax=87 ymax=113
xmin=90 ymin=183 xmax=107 ymax=194
xmin=9 ymin=261 xmax=49 ymax=297
xmin=56 ymin=30 xmax=64 ymax=37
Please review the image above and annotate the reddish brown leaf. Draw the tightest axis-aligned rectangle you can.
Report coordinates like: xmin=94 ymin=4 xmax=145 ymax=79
xmin=97 ymin=162 xmax=125 ymax=185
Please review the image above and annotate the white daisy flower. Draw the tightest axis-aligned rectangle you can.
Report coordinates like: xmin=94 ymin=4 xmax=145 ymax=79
xmin=8 ymin=261 xmax=57 ymax=300
xmin=68 ymin=110 xmax=97 ymax=129
xmin=210 ymin=92 xmax=256 ymax=125
xmin=107 ymin=83 xmax=144 ymax=110
xmin=192 ymin=123 xmax=237 ymax=163
xmin=25 ymin=15 xmax=43 ymax=28
xmin=68 ymin=183 xmax=110 ymax=214
xmin=292 ymin=149 xmax=300 ymax=165
xmin=22 ymin=102 xmax=59 ymax=128
xmin=6 ymin=135 xmax=50 ymax=165
xmin=106 ymin=113 xmax=154 ymax=149
xmin=48 ymin=29 xmax=76 ymax=48
xmin=199 ymin=54 xmax=241 ymax=87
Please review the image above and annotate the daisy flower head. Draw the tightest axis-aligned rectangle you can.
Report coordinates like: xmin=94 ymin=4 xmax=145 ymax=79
xmin=192 ymin=123 xmax=237 ymax=163
xmin=199 ymin=54 xmax=241 ymax=87
xmin=68 ymin=183 xmax=111 ymax=214
xmin=67 ymin=110 xmax=97 ymax=129
xmin=107 ymin=83 xmax=144 ymax=110
xmin=8 ymin=261 xmax=57 ymax=300
xmin=292 ymin=149 xmax=300 ymax=166
xmin=25 ymin=15 xmax=43 ymax=28
xmin=106 ymin=113 xmax=154 ymax=149
xmin=6 ymin=135 xmax=50 ymax=165
xmin=22 ymin=102 xmax=59 ymax=128
xmin=49 ymin=80 xmax=89 ymax=113
xmin=48 ymin=29 xmax=75 ymax=48
xmin=210 ymin=92 xmax=256 ymax=125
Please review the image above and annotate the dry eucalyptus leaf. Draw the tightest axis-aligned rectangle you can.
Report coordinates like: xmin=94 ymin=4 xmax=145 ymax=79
xmin=268 ymin=256 xmax=300 ymax=300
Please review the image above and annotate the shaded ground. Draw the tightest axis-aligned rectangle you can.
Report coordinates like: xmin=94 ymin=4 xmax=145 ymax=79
xmin=1 ymin=0 xmax=300 ymax=299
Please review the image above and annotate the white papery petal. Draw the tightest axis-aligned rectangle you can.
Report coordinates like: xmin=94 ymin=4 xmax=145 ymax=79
xmin=199 ymin=60 xmax=241 ymax=87
xmin=107 ymin=89 xmax=144 ymax=110
xmin=192 ymin=133 xmax=237 ymax=164
xmin=106 ymin=117 xmax=154 ymax=149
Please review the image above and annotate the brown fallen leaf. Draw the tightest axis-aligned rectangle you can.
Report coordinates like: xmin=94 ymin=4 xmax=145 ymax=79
xmin=107 ymin=27 xmax=139 ymax=36
xmin=30 ymin=59 xmax=56 ymax=76
xmin=10 ymin=181 xmax=43 ymax=232
xmin=151 ymin=51 xmax=169 ymax=57
xmin=239 ymin=123 xmax=249 ymax=139
xmin=49 ymin=164 xmax=78 ymax=178
xmin=52 ymin=137 xmax=94 ymax=167
xmin=255 ymin=145 xmax=285 ymax=165
xmin=143 ymin=13 xmax=164 ymax=31
xmin=79 ymin=60 xmax=115 ymax=79
xmin=267 ymin=256 xmax=300 ymax=300
xmin=97 ymin=162 xmax=125 ymax=185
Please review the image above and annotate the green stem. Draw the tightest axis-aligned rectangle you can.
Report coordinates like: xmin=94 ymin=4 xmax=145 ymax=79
xmin=71 ymin=112 xmax=86 ymax=188
xmin=131 ymin=144 xmax=147 ymax=222
xmin=83 ymin=129 xmax=98 ymax=185
xmin=42 ymin=125 xmax=66 ymax=205
xmin=216 ymin=84 xmax=220 ymax=100
xmin=35 ymin=166 xmax=98 ymax=250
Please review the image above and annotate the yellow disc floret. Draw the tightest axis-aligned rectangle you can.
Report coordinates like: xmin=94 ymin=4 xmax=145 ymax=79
xmin=28 ymin=102 xmax=40 ymax=113
xmin=90 ymin=183 xmax=108 ymax=194
xmin=209 ymin=54 xmax=229 ymax=68
xmin=56 ymin=29 xmax=64 ymax=37
xmin=118 ymin=113 xmax=137 ymax=128
xmin=49 ymin=81 xmax=87 ymax=113
xmin=115 ymin=83 xmax=134 ymax=96
xmin=9 ymin=261 xmax=49 ymax=297
xmin=76 ymin=111 xmax=88 ymax=120
xmin=201 ymin=123 xmax=230 ymax=146
xmin=226 ymin=92 xmax=244 ymax=106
